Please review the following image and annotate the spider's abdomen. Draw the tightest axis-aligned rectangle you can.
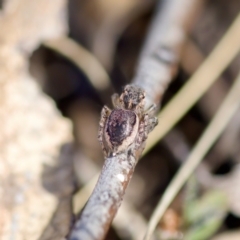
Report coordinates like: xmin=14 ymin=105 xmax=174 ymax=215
xmin=104 ymin=109 xmax=139 ymax=153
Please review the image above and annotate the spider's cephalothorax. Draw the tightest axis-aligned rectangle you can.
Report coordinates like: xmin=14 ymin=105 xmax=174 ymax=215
xmin=98 ymin=85 xmax=158 ymax=157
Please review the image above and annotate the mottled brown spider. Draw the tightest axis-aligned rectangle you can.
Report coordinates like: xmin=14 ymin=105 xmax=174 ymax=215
xmin=98 ymin=85 xmax=158 ymax=157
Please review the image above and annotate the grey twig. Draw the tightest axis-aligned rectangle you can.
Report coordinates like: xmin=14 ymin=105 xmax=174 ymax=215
xmin=69 ymin=0 xmax=202 ymax=239
xmin=133 ymin=0 xmax=202 ymax=108
xmin=70 ymin=153 xmax=136 ymax=240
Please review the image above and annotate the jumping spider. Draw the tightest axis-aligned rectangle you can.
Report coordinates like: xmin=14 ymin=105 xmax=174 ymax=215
xmin=98 ymin=85 xmax=158 ymax=157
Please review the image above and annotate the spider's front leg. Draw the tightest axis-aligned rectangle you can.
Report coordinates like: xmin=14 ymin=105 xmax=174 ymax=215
xmin=147 ymin=116 xmax=158 ymax=133
xmin=98 ymin=105 xmax=111 ymax=156
xmin=145 ymin=104 xmax=158 ymax=133
xmin=135 ymin=105 xmax=158 ymax=151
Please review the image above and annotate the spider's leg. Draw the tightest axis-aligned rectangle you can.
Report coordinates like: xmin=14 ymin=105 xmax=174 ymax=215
xmin=148 ymin=116 xmax=158 ymax=133
xmin=135 ymin=113 xmax=158 ymax=151
xmin=145 ymin=104 xmax=158 ymax=115
xmin=98 ymin=105 xmax=111 ymax=156
xmin=144 ymin=104 xmax=158 ymax=133
xmin=135 ymin=114 xmax=149 ymax=150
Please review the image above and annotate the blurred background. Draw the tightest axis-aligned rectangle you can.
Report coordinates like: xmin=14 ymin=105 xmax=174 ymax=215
xmin=1 ymin=0 xmax=240 ymax=239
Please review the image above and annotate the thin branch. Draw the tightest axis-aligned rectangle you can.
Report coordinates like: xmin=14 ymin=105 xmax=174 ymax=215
xmin=69 ymin=153 xmax=137 ymax=240
xmin=73 ymin=160 xmax=148 ymax=240
xmin=68 ymin=0 xmax=201 ymax=239
xmin=144 ymin=69 xmax=240 ymax=240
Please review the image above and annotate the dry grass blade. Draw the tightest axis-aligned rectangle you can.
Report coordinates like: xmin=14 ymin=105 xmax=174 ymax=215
xmin=143 ymin=65 xmax=240 ymax=239
xmin=144 ymin=13 xmax=240 ymax=156
xmin=44 ymin=37 xmax=111 ymax=92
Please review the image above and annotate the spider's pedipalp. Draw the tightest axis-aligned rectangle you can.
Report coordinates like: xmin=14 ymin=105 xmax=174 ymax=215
xmin=112 ymin=93 xmax=121 ymax=108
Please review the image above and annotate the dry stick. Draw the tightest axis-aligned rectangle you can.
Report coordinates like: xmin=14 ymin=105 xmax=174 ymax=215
xmin=144 ymin=71 xmax=240 ymax=240
xmin=144 ymin=14 xmax=240 ymax=240
xmin=73 ymin=169 xmax=148 ymax=240
xmin=68 ymin=0 xmax=201 ymax=239
xmin=133 ymin=0 xmax=202 ymax=108
xmin=144 ymin=12 xmax=240 ymax=156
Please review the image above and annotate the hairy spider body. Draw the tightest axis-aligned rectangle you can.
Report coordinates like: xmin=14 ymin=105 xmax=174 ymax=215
xmin=104 ymin=109 xmax=139 ymax=154
xmin=98 ymin=85 xmax=158 ymax=157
